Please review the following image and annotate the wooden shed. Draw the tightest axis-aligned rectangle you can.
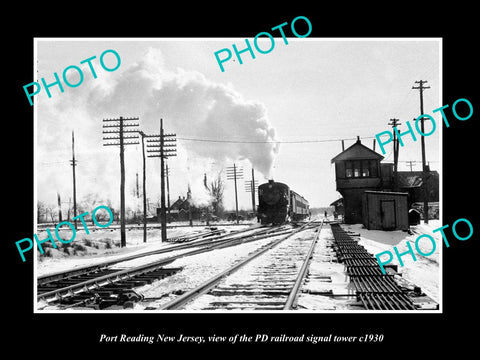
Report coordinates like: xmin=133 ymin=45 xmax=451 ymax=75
xmin=362 ymin=191 xmax=409 ymax=231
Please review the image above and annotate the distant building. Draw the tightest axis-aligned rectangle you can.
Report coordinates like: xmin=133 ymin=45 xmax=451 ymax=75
xmin=168 ymin=195 xmax=189 ymax=221
xmin=378 ymin=164 xmax=440 ymax=219
xmin=329 ymin=198 xmax=344 ymax=220
xmin=160 ymin=195 xmax=203 ymax=222
xmin=397 ymin=170 xmax=439 ymax=204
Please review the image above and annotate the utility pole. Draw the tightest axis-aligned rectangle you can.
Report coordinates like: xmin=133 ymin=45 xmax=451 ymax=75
xmin=160 ymin=119 xmax=166 ymax=239
xmin=406 ymin=160 xmax=417 ymax=172
xmin=146 ymin=119 xmax=176 ymax=242
xmin=166 ymin=162 xmax=171 ymax=223
xmin=187 ymin=184 xmax=192 ymax=226
xmin=135 ymin=173 xmax=140 ymax=198
xmin=103 ymin=116 xmax=140 ymax=247
xmin=70 ymin=131 xmax=78 ymax=230
xmin=67 ymin=197 xmax=71 ymax=222
xmin=412 ymin=80 xmax=431 ymax=223
xmin=245 ymin=168 xmax=258 ymax=214
xmin=139 ymin=131 xmax=148 ymax=243
xmin=203 ymin=173 xmax=211 ymax=226
xmin=57 ymin=192 xmax=62 ymax=223
xmin=388 ymin=118 xmax=401 ymax=191
xmin=226 ymin=163 xmax=243 ymax=224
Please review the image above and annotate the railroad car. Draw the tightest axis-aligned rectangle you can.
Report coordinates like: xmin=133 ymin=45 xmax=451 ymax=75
xmin=257 ymin=180 xmax=310 ymax=224
xmin=289 ymin=190 xmax=310 ymax=221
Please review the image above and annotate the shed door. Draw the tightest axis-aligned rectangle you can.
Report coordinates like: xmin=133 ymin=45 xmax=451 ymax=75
xmin=381 ymin=200 xmax=396 ymax=230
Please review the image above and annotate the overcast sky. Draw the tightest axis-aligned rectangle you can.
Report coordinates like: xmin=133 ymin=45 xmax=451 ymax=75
xmin=35 ymin=38 xmax=441 ymax=212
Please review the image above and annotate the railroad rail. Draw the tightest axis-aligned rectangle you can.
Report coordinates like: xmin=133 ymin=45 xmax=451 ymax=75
xmin=37 ymin=225 xmax=278 ymax=286
xmin=158 ymin=221 xmax=324 ymax=310
xmin=330 ymin=223 xmax=416 ymax=310
xmin=37 ymin=225 xmax=297 ymax=309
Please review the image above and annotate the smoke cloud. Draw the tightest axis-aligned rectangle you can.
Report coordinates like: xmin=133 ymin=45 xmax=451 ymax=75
xmin=86 ymin=47 xmax=279 ymax=175
xmin=37 ymin=46 xmax=278 ymax=209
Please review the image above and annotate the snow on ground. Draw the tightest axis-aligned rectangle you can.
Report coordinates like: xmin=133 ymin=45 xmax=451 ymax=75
xmin=36 ymin=218 xmax=441 ymax=311
xmin=35 ymin=223 xmax=255 ymax=277
xmin=180 ymin=227 xmax=321 ymax=311
xmin=296 ymin=226 xmax=355 ymax=311
xmin=134 ymin=234 xmax=282 ymax=310
xmin=36 ymin=222 xmax=278 ymax=311
xmin=342 ymin=220 xmax=441 ymax=303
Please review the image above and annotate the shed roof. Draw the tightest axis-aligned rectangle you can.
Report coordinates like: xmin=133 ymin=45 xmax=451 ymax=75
xmin=330 ymin=138 xmax=384 ymax=163
xmin=330 ymin=198 xmax=343 ymax=206
xmin=397 ymin=172 xmax=423 ymax=188
xmin=397 ymin=170 xmax=439 ymax=188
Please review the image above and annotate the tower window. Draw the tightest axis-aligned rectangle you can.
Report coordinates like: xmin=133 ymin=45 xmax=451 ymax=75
xmin=344 ymin=160 xmax=378 ymax=178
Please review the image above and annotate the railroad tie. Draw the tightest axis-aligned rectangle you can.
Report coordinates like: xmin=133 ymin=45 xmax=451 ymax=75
xmin=330 ymin=224 xmax=416 ymax=310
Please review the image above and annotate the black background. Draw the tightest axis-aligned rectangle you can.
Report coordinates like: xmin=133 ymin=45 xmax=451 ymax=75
xmin=5 ymin=4 xmax=478 ymax=355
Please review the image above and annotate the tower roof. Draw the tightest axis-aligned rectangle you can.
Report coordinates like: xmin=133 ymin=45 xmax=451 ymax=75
xmin=330 ymin=138 xmax=384 ymax=163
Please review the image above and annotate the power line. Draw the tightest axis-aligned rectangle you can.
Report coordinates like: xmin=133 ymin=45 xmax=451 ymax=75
xmin=398 ymin=160 xmax=439 ymax=163
xmin=176 ymin=136 xmax=376 ymax=144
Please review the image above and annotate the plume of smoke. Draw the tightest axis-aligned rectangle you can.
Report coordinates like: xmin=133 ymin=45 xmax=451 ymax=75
xmin=86 ymin=47 xmax=279 ymax=175
xmin=37 ymin=46 xmax=279 ymax=209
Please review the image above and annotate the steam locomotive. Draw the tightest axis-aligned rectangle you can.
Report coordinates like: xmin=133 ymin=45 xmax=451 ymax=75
xmin=257 ymin=180 xmax=310 ymax=225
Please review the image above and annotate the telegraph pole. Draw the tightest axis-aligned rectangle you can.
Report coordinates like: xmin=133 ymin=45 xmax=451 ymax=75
xmin=57 ymin=192 xmax=62 ymax=223
xmin=135 ymin=173 xmax=140 ymax=198
xmin=160 ymin=119 xmax=166 ymax=241
xmin=406 ymin=160 xmax=416 ymax=172
xmin=412 ymin=80 xmax=431 ymax=223
xmin=245 ymin=168 xmax=258 ymax=214
xmin=166 ymin=162 xmax=171 ymax=222
xmin=187 ymin=184 xmax=192 ymax=226
xmin=139 ymin=131 xmax=148 ymax=243
xmin=70 ymin=131 xmax=78 ymax=230
xmin=203 ymin=173 xmax=211 ymax=226
xmin=146 ymin=119 xmax=176 ymax=242
xmin=388 ymin=118 xmax=401 ymax=191
xmin=251 ymin=168 xmax=256 ymax=213
xmin=226 ymin=164 xmax=243 ymax=224
xmin=103 ymin=116 xmax=140 ymax=247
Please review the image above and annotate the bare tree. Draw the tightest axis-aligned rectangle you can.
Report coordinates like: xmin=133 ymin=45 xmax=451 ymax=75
xmin=37 ymin=201 xmax=47 ymax=223
xmin=45 ymin=204 xmax=57 ymax=223
xmin=204 ymin=171 xmax=225 ymax=217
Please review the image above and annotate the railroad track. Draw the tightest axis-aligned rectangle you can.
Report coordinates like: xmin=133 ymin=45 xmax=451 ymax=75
xmin=329 ymin=223 xmax=417 ymax=310
xmin=158 ymin=221 xmax=324 ymax=311
xmin=37 ymin=225 xmax=280 ymax=286
xmin=37 ymin=225 xmax=297 ymax=309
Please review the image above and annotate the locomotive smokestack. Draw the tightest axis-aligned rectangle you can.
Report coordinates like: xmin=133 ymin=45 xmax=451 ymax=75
xmin=268 ymin=179 xmax=274 ymax=184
